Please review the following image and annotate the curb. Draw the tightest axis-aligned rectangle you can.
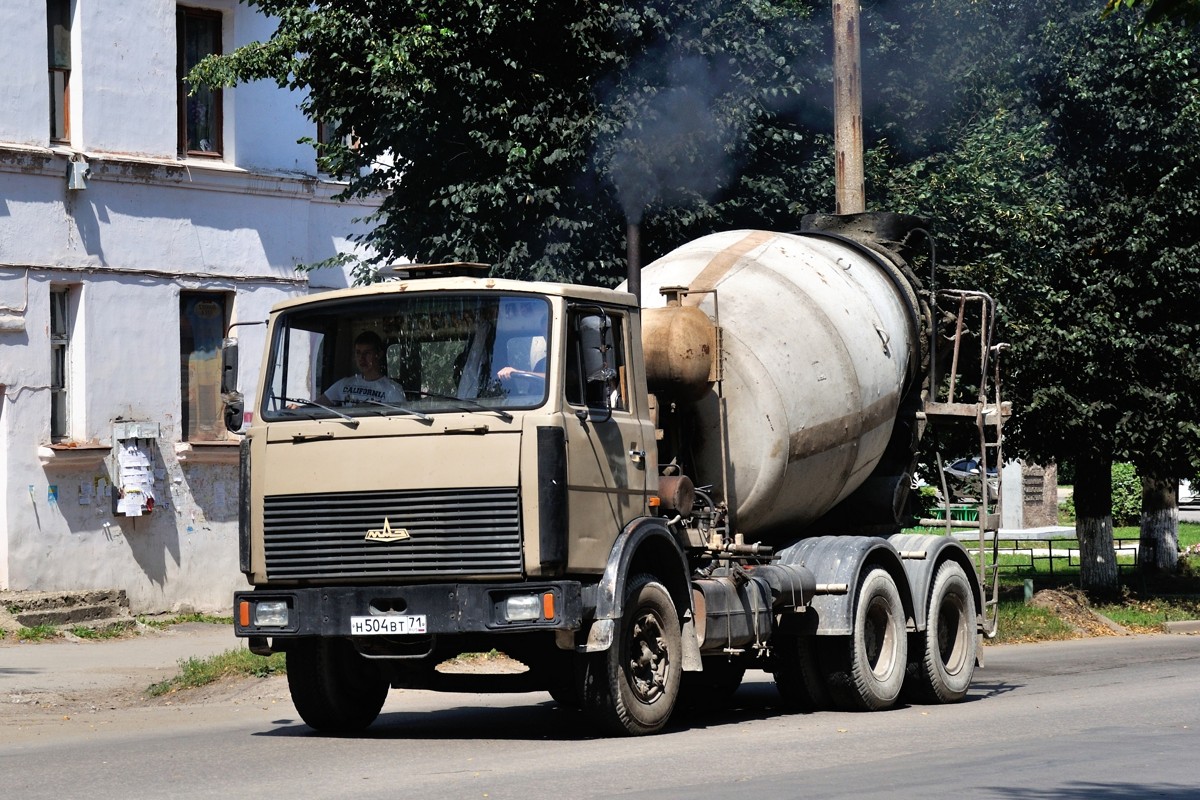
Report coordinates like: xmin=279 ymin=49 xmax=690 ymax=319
xmin=1163 ymin=620 xmax=1200 ymax=634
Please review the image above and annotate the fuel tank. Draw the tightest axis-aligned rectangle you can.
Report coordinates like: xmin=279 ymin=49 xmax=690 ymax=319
xmin=638 ymin=223 xmax=925 ymax=539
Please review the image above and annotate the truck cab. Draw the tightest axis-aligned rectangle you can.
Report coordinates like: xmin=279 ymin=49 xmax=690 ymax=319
xmin=233 ymin=273 xmax=688 ymax=733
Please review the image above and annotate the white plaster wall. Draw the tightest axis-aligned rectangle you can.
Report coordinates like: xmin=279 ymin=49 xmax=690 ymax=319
xmin=0 ymin=391 xmax=9 ymax=587
xmin=79 ymin=0 xmax=177 ymax=158
xmin=0 ymin=1 xmax=382 ymax=612
xmin=1 ymin=269 xmax=303 ymax=612
xmin=0 ymin=0 xmax=318 ymax=171
xmin=231 ymin=10 xmax=318 ymax=175
xmin=0 ymin=5 xmax=48 ymax=147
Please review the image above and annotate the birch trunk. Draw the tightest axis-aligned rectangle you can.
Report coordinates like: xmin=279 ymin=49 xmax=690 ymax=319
xmin=1074 ymin=455 xmax=1119 ymax=595
xmin=1138 ymin=475 xmax=1179 ymax=573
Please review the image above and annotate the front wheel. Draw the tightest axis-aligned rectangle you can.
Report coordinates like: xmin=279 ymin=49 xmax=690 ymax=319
xmin=904 ymin=560 xmax=977 ymax=703
xmin=581 ymin=574 xmax=682 ymax=736
xmin=823 ymin=567 xmax=908 ymax=711
xmin=286 ymin=638 xmax=389 ymax=733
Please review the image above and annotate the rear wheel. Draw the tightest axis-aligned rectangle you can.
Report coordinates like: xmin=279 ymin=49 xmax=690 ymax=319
xmin=823 ymin=568 xmax=908 ymax=711
xmin=905 ymin=560 xmax=977 ymax=703
xmin=581 ymin=574 xmax=682 ymax=736
xmin=286 ymin=638 xmax=389 ymax=733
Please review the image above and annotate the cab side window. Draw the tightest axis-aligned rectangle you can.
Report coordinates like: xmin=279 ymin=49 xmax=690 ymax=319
xmin=565 ymin=308 xmax=627 ymax=411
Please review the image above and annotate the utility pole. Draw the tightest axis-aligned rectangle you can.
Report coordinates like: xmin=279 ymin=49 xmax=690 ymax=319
xmin=833 ymin=0 xmax=865 ymax=214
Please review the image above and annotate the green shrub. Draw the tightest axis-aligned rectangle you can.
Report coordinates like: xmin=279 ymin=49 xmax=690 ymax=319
xmin=1111 ymin=462 xmax=1141 ymax=525
xmin=1056 ymin=463 xmax=1140 ymax=525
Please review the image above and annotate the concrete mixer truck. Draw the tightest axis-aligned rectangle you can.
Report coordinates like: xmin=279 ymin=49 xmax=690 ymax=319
xmin=222 ymin=211 xmax=1002 ymax=736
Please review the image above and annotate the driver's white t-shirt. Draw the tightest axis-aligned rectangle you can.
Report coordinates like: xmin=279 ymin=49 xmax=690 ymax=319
xmin=323 ymin=374 xmax=405 ymax=406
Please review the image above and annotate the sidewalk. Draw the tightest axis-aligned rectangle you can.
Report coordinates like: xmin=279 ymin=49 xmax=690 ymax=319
xmin=0 ymin=622 xmax=242 ymax=705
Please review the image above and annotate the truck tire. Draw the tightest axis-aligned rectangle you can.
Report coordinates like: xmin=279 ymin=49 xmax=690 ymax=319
xmin=823 ymin=567 xmax=907 ymax=711
xmin=581 ymin=573 xmax=682 ymax=736
xmin=904 ymin=560 xmax=976 ymax=703
xmin=772 ymin=635 xmax=831 ymax=712
xmin=286 ymin=638 xmax=389 ymax=733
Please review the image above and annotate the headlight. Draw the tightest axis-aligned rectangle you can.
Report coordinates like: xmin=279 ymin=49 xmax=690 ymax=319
xmin=504 ymin=594 xmax=541 ymax=622
xmin=254 ymin=600 xmax=289 ymax=627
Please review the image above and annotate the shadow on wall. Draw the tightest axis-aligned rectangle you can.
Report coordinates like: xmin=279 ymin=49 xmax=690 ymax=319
xmin=116 ymin=445 xmax=181 ymax=588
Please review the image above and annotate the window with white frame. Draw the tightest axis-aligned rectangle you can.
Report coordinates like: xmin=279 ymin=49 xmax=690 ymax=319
xmin=180 ymin=292 xmax=229 ymax=441
xmin=50 ymin=288 xmax=71 ymax=441
xmin=47 ymin=0 xmax=71 ymax=143
xmin=177 ymin=6 xmax=223 ymax=156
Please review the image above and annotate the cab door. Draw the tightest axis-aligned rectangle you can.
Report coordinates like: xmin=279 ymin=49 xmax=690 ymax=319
xmin=561 ymin=305 xmax=653 ymax=572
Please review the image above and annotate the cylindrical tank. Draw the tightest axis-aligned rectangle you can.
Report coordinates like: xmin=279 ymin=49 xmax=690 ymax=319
xmin=637 ymin=227 xmax=923 ymax=539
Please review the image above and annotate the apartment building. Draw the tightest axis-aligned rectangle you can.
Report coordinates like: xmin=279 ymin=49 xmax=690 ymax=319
xmin=0 ymin=1 xmax=377 ymax=612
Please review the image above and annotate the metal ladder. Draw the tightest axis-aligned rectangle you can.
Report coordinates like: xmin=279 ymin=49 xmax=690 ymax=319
xmin=917 ymin=290 xmax=1010 ymax=638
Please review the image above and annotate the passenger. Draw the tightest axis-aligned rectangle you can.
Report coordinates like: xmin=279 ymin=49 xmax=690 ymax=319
xmin=316 ymin=331 xmax=405 ymax=406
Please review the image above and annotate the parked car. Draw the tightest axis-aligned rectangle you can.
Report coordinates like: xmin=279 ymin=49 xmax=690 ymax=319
xmin=943 ymin=457 xmax=999 ymax=501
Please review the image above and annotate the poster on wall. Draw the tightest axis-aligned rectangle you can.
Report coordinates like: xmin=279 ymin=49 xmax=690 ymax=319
xmin=116 ymin=439 xmax=156 ymax=516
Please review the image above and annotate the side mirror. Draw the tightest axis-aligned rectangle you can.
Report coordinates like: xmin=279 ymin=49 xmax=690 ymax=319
xmin=223 ymin=392 xmax=245 ymax=433
xmin=220 ymin=338 xmax=239 ymax=395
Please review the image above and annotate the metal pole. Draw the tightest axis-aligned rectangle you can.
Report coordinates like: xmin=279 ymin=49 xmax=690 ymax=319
xmin=833 ymin=0 xmax=865 ymax=214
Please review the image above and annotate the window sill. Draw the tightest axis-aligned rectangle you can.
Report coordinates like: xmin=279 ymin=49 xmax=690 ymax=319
xmin=38 ymin=443 xmax=110 ymax=469
xmin=175 ymin=440 xmax=241 ymax=465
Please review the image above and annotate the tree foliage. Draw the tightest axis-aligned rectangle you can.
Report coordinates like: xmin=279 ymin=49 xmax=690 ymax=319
xmin=1103 ymin=0 xmax=1200 ymax=32
xmin=191 ymin=0 xmax=829 ymax=285
xmin=195 ymin=1 xmax=1200 ymax=586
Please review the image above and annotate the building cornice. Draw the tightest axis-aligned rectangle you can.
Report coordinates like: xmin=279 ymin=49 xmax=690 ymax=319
xmin=0 ymin=143 xmax=373 ymax=206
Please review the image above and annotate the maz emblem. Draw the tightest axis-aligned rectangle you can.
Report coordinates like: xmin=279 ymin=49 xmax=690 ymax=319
xmin=365 ymin=518 xmax=410 ymax=542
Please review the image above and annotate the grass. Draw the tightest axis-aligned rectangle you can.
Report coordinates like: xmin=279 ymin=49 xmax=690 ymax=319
xmin=991 ymin=600 xmax=1078 ymax=644
xmin=1094 ymin=595 xmax=1200 ymax=631
xmin=908 ymin=519 xmax=1200 ymax=640
xmin=3 ymin=611 xmax=231 ymax=644
xmin=16 ymin=624 xmax=60 ymax=642
xmin=68 ymin=621 xmax=138 ymax=639
xmin=147 ymin=648 xmax=286 ymax=697
xmin=136 ymin=612 xmax=233 ymax=629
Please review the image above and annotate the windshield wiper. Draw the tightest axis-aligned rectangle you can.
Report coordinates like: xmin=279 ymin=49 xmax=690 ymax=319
xmin=410 ymin=391 xmax=513 ymax=422
xmin=359 ymin=399 xmax=433 ymax=423
xmin=281 ymin=397 xmax=359 ymax=427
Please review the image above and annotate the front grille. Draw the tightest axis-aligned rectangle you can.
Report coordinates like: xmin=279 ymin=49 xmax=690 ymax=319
xmin=262 ymin=487 xmax=522 ymax=581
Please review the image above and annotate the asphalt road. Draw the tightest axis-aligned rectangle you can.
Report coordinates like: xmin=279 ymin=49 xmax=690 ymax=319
xmin=2 ymin=631 xmax=1198 ymax=799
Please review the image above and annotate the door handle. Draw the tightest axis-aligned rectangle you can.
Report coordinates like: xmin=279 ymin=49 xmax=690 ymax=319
xmin=628 ymin=446 xmax=646 ymax=465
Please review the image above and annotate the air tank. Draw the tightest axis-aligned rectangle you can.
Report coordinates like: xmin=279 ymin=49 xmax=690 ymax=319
xmin=638 ymin=219 xmax=927 ymax=539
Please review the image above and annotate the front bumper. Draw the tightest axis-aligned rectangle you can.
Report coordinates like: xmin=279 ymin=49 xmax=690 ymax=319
xmin=233 ymin=581 xmax=584 ymax=639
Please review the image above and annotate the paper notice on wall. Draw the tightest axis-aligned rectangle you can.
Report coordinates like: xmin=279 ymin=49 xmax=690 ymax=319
xmin=117 ymin=441 xmax=155 ymax=515
xmin=79 ymin=481 xmax=93 ymax=505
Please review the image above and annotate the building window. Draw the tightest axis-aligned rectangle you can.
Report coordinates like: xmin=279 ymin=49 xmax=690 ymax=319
xmin=316 ymin=118 xmax=360 ymax=175
xmin=47 ymin=0 xmax=71 ymax=143
xmin=50 ymin=288 xmax=71 ymax=441
xmin=177 ymin=7 xmax=222 ymax=156
xmin=180 ymin=292 xmax=229 ymax=441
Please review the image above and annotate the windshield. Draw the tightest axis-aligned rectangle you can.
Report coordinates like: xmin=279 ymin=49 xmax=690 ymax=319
xmin=260 ymin=292 xmax=551 ymax=421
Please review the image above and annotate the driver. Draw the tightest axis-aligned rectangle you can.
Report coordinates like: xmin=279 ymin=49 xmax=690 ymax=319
xmin=317 ymin=331 xmax=405 ymax=406
xmin=496 ymin=357 xmax=545 ymax=382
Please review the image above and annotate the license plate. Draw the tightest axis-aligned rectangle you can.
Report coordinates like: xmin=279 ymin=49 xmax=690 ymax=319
xmin=349 ymin=615 xmax=427 ymax=635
